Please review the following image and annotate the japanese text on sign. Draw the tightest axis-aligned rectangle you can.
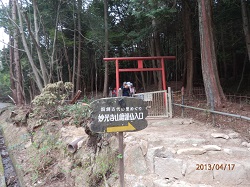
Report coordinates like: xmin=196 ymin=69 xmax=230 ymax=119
xmin=98 ymin=112 xmax=144 ymax=122
xmin=100 ymin=106 xmax=143 ymax=112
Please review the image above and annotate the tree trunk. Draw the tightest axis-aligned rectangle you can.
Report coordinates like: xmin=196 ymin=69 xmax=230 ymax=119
xmin=230 ymin=21 xmax=237 ymax=80
xmin=103 ymin=0 xmax=109 ymax=97
xmin=152 ymin=18 xmax=162 ymax=90
xmin=62 ymin=35 xmax=72 ymax=82
xmin=149 ymin=38 xmax=158 ymax=85
xmin=32 ymin=0 xmax=48 ymax=85
xmin=90 ymin=52 xmax=94 ymax=93
xmin=182 ymin=0 xmax=194 ymax=97
xmin=12 ymin=0 xmax=24 ymax=105
xmin=8 ymin=0 xmax=16 ymax=102
xmin=76 ymin=0 xmax=82 ymax=92
xmin=198 ymin=0 xmax=226 ymax=108
xmin=237 ymin=54 xmax=247 ymax=92
xmin=94 ymin=52 xmax=98 ymax=97
xmin=30 ymin=76 xmax=36 ymax=100
xmin=152 ymin=24 xmax=162 ymax=90
xmin=49 ymin=2 xmax=61 ymax=82
xmin=134 ymin=72 xmax=139 ymax=90
xmin=59 ymin=51 xmax=63 ymax=81
xmin=24 ymin=13 xmax=48 ymax=85
xmin=72 ymin=0 xmax=76 ymax=96
xmin=138 ymin=45 xmax=146 ymax=91
xmin=220 ymin=25 xmax=227 ymax=79
xmin=241 ymin=0 xmax=250 ymax=62
xmin=9 ymin=36 xmax=16 ymax=102
xmin=15 ymin=0 xmax=43 ymax=92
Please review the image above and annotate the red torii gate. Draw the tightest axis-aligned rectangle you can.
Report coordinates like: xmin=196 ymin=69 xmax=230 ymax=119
xmin=103 ymin=56 xmax=176 ymax=94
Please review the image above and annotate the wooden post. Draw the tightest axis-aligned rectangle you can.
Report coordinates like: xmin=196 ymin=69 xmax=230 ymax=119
xmin=181 ymin=87 xmax=184 ymax=118
xmin=70 ymin=90 xmax=82 ymax=104
xmin=90 ymin=97 xmax=148 ymax=187
xmin=119 ymin=132 xmax=124 ymax=187
xmin=168 ymin=87 xmax=172 ymax=118
xmin=165 ymin=90 xmax=168 ymax=117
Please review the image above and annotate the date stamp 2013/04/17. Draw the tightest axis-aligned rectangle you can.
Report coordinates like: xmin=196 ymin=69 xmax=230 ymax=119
xmin=196 ymin=164 xmax=235 ymax=171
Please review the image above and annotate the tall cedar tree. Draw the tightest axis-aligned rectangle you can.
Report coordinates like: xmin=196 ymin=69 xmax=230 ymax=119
xmin=198 ymin=0 xmax=226 ymax=108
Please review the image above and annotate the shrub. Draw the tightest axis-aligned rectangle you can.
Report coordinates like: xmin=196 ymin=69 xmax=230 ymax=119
xmin=31 ymin=81 xmax=73 ymax=119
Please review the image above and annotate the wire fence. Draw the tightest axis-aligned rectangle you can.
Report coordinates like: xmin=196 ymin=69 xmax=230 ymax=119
xmin=191 ymin=87 xmax=250 ymax=104
xmin=172 ymin=87 xmax=250 ymax=140
xmin=134 ymin=90 xmax=172 ymax=118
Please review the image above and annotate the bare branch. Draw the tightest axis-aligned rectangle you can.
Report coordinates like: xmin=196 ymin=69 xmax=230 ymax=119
xmin=0 ymin=40 xmax=26 ymax=52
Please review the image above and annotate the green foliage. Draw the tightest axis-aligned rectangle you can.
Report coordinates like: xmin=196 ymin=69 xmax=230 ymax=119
xmin=117 ymin=153 xmax=123 ymax=159
xmin=96 ymin=153 xmax=116 ymax=175
xmin=31 ymin=81 xmax=73 ymax=119
xmin=0 ymin=0 xmax=249 ymax=100
xmin=61 ymin=102 xmax=90 ymax=127
xmin=0 ymin=71 xmax=10 ymax=96
xmin=89 ymin=152 xmax=118 ymax=186
xmin=29 ymin=127 xmax=62 ymax=184
xmin=0 ymin=49 xmax=11 ymax=96
xmin=130 ymin=0 xmax=176 ymax=19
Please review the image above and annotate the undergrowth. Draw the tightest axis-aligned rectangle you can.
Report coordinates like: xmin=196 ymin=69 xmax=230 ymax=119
xmin=12 ymin=81 xmax=119 ymax=186
xmin=60 ymin=102 xmax=90 ymax=127
xmin=31 ymin=81 xmax=73 ymax=119
xmin=88 ymin=151 xmax=118 ymax=187
xmin=29 ymin=125 xmax=63 ymax=184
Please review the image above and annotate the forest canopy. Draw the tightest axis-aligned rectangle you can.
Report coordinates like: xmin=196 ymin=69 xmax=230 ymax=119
xmin=0 ymin=0 xmax=249 ymax=107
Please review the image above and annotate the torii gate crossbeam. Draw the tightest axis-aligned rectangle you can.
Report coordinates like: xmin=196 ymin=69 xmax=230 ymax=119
xmin=103 ymin=56 xmax=176 ymax=94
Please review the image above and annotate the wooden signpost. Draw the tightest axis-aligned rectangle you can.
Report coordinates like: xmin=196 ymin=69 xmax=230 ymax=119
xmin=90 ymin=97 xmax=148 ymax=187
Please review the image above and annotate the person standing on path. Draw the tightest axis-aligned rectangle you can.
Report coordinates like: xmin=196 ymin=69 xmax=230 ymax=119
xmin=121 ymin=82 xmax=130 ymax=96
